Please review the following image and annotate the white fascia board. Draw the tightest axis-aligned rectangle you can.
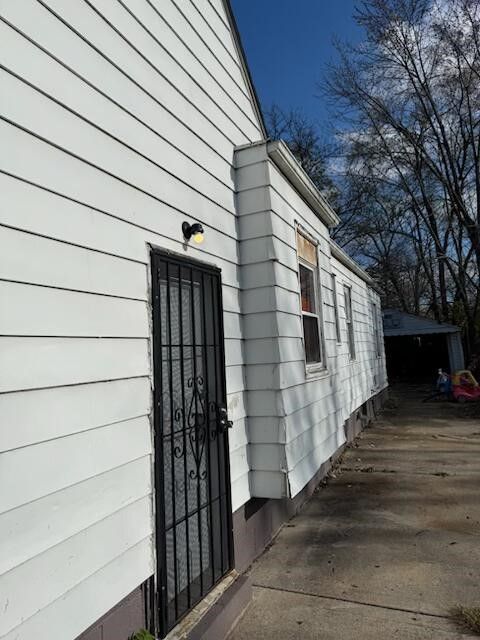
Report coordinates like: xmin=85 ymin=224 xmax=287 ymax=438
xmin=330 ymin=239 xmax=381 ymax=292
xmin=267 ymin=140 xmax=341 ymax=228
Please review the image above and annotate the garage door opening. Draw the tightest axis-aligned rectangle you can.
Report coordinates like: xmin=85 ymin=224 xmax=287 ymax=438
xmin=385 ymin=334 xmax=450 ymax=382
xmin=382 ymin=309 xmax=465 ymax=383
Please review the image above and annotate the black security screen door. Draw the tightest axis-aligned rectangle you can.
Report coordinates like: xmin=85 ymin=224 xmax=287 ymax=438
xmin=151 ymin=249 xmax=234 ymax=637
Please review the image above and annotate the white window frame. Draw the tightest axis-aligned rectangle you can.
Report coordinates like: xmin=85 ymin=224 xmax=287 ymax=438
xmin=299 ymin=260 xmax=324 ymax=372
xmin=295 ymin=224 xmax=327 ymax=376
xmin=297 ymin=259 xmax=326 ymax=375
xmin=331 ymin=273 xmax=341 ymax=343
xmin=344 ymin=284 xmax=356 ymax=360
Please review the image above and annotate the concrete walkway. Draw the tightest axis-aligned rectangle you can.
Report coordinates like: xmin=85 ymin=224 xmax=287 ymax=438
xmin=230 ymin=387 xmax=480 ymax=639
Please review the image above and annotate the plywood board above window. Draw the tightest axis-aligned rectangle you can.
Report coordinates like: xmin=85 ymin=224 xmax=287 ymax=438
xmin=296 ymin=230 xmax=317 ymax=266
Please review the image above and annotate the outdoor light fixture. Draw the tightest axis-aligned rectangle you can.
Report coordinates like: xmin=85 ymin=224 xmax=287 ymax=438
xmin=182 ymin=221 xmax=204 ymax=244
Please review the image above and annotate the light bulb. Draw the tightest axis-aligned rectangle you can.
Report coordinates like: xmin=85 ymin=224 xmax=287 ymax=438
xmin=182 ymin=221 xmax=204 ymax=243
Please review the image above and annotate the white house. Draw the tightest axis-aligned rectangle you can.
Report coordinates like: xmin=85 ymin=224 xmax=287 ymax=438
xmin=0 ymin=2 xmax=388 ymax=639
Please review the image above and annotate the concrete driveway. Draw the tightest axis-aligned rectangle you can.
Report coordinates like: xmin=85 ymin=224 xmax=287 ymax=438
xmin=230 ymin=386 xmax=480 ymax=639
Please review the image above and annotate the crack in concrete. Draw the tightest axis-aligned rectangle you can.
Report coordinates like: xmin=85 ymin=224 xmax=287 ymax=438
xmin=339 ymin=467 xmax=478 ymax=477
xmin=252 ymin=582 xmax=453 ymax=621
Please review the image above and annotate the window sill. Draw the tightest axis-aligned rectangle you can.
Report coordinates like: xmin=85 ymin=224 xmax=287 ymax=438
xmin=305 ymin=364 xmax=329 ymax=380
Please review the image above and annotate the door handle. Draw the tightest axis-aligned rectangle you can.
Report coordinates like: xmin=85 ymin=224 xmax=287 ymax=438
xmin=217 ymin=406 xmax=233 ymax=433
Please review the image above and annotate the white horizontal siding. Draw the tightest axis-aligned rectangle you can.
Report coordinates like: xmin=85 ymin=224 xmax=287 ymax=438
xmin=243 ymin=311 xmax=302 ymax=340
xmin=330 ymin=256 xmax=387 ymax=415
xmin=0 ymin=13 xmax=231 ymax=178
xmin=242 ymin=286 xmax=298 ymax=315
xmin=0 ymin=41 xmax=234 ymax=204
xmin=246 ymin=361 xmax=307 ymax=391
xmin=217 ymin=283 xmax=242 ymax=312
xmin=224 ymin=310 xmax=243 ymax=340
xmin=0 ymin=457 xmax=151 ymax=576
xmin=247 ymin=416 xmax=285 ymax=444
xmin=268 ymin=165 xmax=331 ymax=243
xmin=1 ymin=538 xmax=153 ymax=640
xmin=0 ymin=497 xmax=152 ymax=638
xmin=0 ymin=96 xmax=238 ymax=244
xmin=241 ymin=260 xmax=298 ymax=291
xmin=235 ymin=160 xmax=270 ymax=192
xmin=285 ymin=413 xmax=343 ymax=470
xmin=236 ymin=186 xmax=271 ymax=217
xmin=228 ymin=417 xmax=249 ymax=453
xmin=176 ymin=0 xmax=247 ymax=88
xmin=0 ymin=224 xmax=147 ymax=299
xmin=240 ymin=235 xmax=298 ymax=272
xmin=249 ymin=470 xmax=285 ymax=500
xmin=81 ymin=0 xmax=258 ymax=142
xmin=225 ymin=364 xmax=246 ymax=395
xmin=0 ymin=71 xmax=236 ymax=223
xmin=283 ymin=392 xmax=343 ymax=442
xmin=227 ymin=390 xmax=248 ymax=423
xmin=0 ymin=417 xmax=152 ymax=515
xmin=1 ymin=0 xmax=260 ymax=152
xmin=248 ymin=443 xmax=284 ymax=472
xmin=229 ymin=447 xmax=249 ymax=485
xmin=225 ymin=338 xmax=244 ymax=367
xmin=236 ymin=141 xmax=387 ymax=500
xmin=244 ymin=337 xmax=304 ymax=365
xmin=0 ymin=378 xmax=150 ymax=453
xmin=120 ymin=0 xmax=257 ymax=129
xmin=0 ymin=337 xmax=149 ymax=393
xmin=0 ymin=0 xmax=264 ymax=637
xmin=230 ymin=474 xmax=251 ymax=513
xmin=0 ymin=171 xmax=240 ymax=289
xmin=0 ymin=281 xmax=149 ymax=338
xmin=287 ymin=429 xmax=346 ymax=497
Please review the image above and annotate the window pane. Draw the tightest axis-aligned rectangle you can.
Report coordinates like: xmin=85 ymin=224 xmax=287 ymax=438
xmin=331 ymin=274 xmax=341 ymax=342
xmin=303 ymin=316 xmax=321 ymax=363
xmin=299 ymin=265 xmax=315 ymax=313
xmin=348 ymin=323 xmax=356 ymax=359
xmin=344 ymin=286 xmax=352 ymax=322
xmin=372 ymin=303 xmax=381 ymax=356
xmin=344 ymin=285 xmax=355 ymax=359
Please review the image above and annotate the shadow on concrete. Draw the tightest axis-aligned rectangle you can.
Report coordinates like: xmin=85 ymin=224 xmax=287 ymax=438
xmin=230 ymin=385 xmax=480 ymax=640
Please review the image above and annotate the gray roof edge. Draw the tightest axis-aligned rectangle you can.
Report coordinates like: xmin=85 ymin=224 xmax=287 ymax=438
xmin=382 ymin=309 xmax=461 ymax=336
xmin=384 ymin=327 xmax=460 ymax=336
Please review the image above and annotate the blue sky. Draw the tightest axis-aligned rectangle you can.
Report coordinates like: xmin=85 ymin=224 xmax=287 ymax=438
xmin=231 ymin=1 xmax=362 ymax=138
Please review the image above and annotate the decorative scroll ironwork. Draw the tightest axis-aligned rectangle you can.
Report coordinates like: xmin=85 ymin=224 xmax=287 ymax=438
xmin=187 ymin=376 xmax=206 ymax=427
xmin=186 ymin=375 xmax=207 ymax=480
xmin=169 ymin=377 xmax=219 ymax=480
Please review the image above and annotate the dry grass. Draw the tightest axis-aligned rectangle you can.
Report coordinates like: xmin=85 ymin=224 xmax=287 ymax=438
xmin=452 ymin=606 xmax=480 ymax=635
xmin=129 ymin=630 xmax=155 ymax=640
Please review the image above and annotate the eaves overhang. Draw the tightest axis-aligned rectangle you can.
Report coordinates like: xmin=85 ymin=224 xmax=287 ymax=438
xmin=267 ymin=140 xmax=341 ymax=229
xmin=330 ymin=239 xmax=381 ymax=293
